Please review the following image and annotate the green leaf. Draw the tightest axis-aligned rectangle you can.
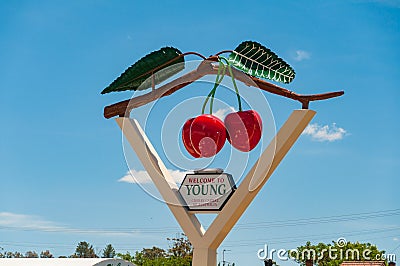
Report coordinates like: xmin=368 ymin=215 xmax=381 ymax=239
xmin=101 ymin=47 xmax=184 ymax=94
xmin=228 ymin=41 xmax=295 ymax=84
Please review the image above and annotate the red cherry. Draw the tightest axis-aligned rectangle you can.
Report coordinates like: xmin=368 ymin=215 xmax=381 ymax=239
xmin=224 ymin=110 xmax=262 ymax=152
xmin=191 ymin=115 xmax=227 ymax=157
xmin=182 ymin=114 xmax=226 ymax=158
xmin=182 ymin=118 xmax=201 ymax=158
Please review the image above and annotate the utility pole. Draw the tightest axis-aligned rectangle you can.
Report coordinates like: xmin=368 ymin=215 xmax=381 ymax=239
xmin=264 ymin=259 xmax=273 ymax=266
xmin=222 ymin=249 xmax=231 ymax=266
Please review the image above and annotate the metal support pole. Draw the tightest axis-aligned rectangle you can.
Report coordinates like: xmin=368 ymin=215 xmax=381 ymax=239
xmin=222 ymin=249 xmax=231 ymax=266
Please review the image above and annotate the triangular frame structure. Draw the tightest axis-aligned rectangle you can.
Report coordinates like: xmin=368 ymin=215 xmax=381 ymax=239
xmin=105 ymin=53 xmax=342 ymax=265
xmin=116 ymin=108 xmax=315 ymax=266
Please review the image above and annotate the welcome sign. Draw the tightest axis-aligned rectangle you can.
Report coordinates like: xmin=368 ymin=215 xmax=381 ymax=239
xmin=179 ymin=169 xmax=236 ymax=211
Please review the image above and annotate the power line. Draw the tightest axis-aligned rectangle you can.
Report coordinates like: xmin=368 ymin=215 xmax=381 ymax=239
xmin=1 ymin=208 xmax=399 ymax=255
xmin=1 ymin=208 xmax=399 ymax=234
xmin=234 ymin=209 xmax=400 ymax=230
xmin=390 ymin=242 xmax=400 ymax=253
xmin=2 ymin=226 xmax=399 ymax=253
xmin=221 ymin=226 xmax=400 ymax=247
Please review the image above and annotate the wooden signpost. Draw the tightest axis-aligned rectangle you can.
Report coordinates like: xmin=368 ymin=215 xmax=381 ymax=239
xmin=116 ymin=109 xmax=315 ymax=265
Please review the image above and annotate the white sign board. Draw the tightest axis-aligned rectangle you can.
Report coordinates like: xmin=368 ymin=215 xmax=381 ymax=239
xmin=179 ymin=169 xmax=236 ymax=211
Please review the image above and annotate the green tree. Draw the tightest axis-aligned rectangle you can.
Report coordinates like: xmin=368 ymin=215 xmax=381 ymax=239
xmin=167 ymin=233 xmax=192 ymax=259
xmin=117 ymin=234 xmax=193 ymax=266
xmin=116 ymin=251 xmax=134 ymax=262
xmin=102 ymin=244 xmax=116 ymax=258
xmin=293 ymin=240 xmax=386 ymax=266
xmin=73 ymin=241 xmax=98 ymax=258
xmin=40 ymin=250 xmax=54 ymax=258
xmin=131 ymin=246 xmax=167 ymax=265
xmin=4 ymin=251 xmax=24 ymax=258
xmin=139 ymin=256 xmax=190 ymax=266
xmin=25 ymin=251 xmax=38 ymax=258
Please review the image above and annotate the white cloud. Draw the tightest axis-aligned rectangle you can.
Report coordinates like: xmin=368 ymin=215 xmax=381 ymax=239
xmin=0 ymin=212 xmax=136 ymax=236
xmin=118 ymin=169 xmax=152 ymax=184
xmin=0 ymin=212 xmax=64 ymax=231
xmin=302 ymin=123 xmax=347 ymax=142
xmin=393 ymin=237 xmax=399 ymax=241
xmin=168 ymin=169 xmax=188 ymax=184
xmin=213 ymin=106 xmax=236 ymax=121
xmin=118 ymin=169 xmax=187 ymax=185
xmin=294 ymin=50 xmax=311 ymax=61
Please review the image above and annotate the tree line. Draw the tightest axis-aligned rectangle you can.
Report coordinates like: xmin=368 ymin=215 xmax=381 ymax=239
xmin=0 ymin=234 xmax=197 ymax=265
xmin=1 ymin=237 xmax=389 ymax=266
xmin=0 ymin=242 xmax=115 ymax=259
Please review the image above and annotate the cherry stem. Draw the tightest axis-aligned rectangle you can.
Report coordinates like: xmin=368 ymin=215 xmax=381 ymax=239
xmin=202 ymin=60 xmax=225 ymax=114
xmin=219 ymin=56 xmax=242 ymax=112
xmin=202 ymin=63 xmax=220 ymax=114
xmin=210 ymin=62 xmax=225 ymax=114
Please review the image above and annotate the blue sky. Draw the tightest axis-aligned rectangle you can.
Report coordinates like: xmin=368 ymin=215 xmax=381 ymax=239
xmin=0 ymin=0 xmax=399 ymax=265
